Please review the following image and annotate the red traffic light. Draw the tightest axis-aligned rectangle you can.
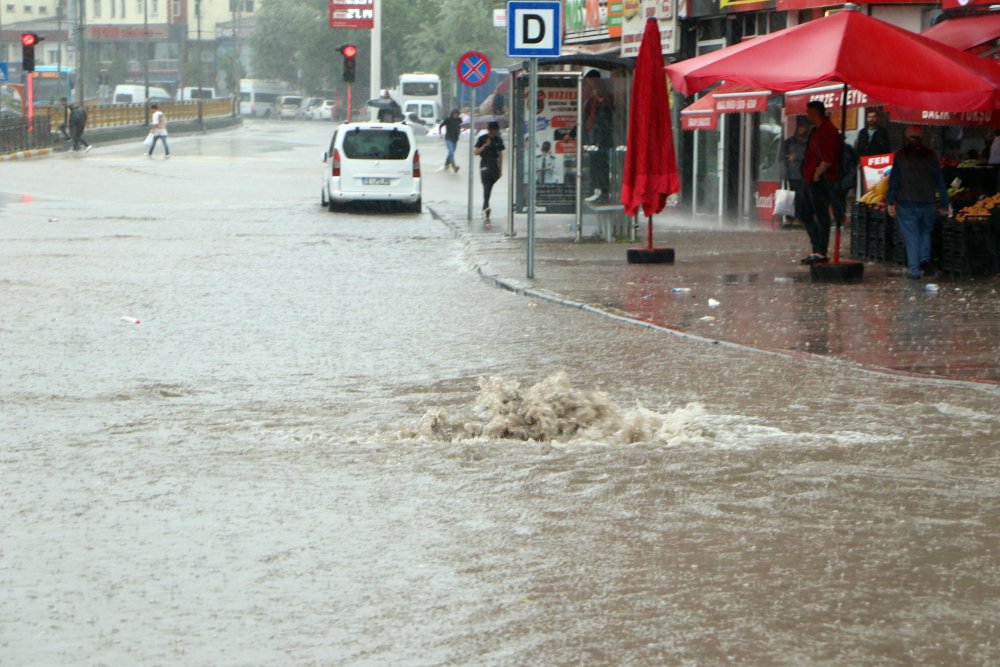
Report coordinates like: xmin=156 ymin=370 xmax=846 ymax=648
xmin=21 ymin=33 xmax=38 ymax=47
xmin=341 ymin=45 xmax=357 ymax=58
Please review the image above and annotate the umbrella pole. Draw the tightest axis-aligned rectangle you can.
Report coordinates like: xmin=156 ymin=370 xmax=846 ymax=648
xmin=833 ymin=82 xmax=848 ymax=264
xmin=647 ymin=216 xmax=653 ymax=250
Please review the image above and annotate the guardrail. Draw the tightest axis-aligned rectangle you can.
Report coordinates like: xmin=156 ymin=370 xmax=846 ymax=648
xmin=0 ymin=114 xmax=53 ymax=154
xmin=39 ymin=97 xmax=235 ymax=132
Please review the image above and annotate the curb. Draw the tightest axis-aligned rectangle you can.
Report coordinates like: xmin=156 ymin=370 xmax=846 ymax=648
xmin=0 ymin=147 xmax=52 ymax=161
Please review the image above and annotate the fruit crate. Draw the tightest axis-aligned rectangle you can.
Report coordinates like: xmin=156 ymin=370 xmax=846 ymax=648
xmin=850 ymin=205 xmax=868 ymax=258
xmin=941 ymin=215 xmax=997 ymax=278
xmin=866 ymin=208 xmax=894 ymax=261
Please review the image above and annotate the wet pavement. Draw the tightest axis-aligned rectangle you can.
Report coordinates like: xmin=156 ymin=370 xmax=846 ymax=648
xmin=3 ymin=124 xmax=999 ymax=666
xmin=421 ymin=146 xmax=1000 ymax=385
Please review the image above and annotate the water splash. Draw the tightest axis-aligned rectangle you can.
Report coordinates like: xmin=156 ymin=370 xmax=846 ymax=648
xmin=395 ymin=372 xmax=705 ymax=445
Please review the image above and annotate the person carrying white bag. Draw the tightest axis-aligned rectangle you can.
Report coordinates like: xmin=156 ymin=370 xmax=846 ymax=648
xmin=146 ymin=103 xmax=170 ymax=159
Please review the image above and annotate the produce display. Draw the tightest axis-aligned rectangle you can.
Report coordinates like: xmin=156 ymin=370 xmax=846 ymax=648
xmin=954 ymin=192 xmax=1000 ymax=223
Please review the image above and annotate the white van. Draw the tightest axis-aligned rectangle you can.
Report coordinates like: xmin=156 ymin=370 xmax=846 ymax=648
xmin=176 ymin=87 xmax=216 ymax=101
xmin=402 ymin=100 xmax=441 ymax=129
xmin=239 ymin=79 xmax=288 ymax=117
xmin=321 ymin=122 xmax=422 ymax=213
xmin=113 ymin=84 xmax=171 ymax=105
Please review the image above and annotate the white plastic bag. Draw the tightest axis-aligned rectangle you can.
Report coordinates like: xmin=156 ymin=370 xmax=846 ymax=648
xmin=773 ymin=188 xmax=796 ymax=217
xmin=143 ymin=132 xmax=154 ymax=148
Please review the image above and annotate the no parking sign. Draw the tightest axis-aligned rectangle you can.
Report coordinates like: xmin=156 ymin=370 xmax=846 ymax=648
xmin=457 ymin=52 xmax=491 ymax=88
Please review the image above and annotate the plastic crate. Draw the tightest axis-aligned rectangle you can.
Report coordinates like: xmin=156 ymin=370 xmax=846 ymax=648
xmin=850 ymin=205 xmax=868 ymax=258
xmin=866 ymin=208 xmax=893 ymax=261
xmin=891 ymin=218 xmax=907 ymax=266
xmin=941 ymin=215 xmax=997 ymax=277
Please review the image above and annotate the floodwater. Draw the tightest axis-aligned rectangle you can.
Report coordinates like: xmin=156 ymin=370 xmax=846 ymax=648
xmin=2 ymin=123 xmax=998 ymax=665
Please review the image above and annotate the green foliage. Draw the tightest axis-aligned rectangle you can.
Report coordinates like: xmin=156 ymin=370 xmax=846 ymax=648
xmin=249 ymin=0 xmax=508 ymax=101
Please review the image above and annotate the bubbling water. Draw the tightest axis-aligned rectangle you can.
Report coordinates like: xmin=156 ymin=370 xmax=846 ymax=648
xmin=395 ymin=372 xmax=706 ymax=445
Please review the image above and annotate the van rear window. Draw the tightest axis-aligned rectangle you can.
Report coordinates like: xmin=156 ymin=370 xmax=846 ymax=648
xmin=342 ymin=129 xmax=410 ymax=160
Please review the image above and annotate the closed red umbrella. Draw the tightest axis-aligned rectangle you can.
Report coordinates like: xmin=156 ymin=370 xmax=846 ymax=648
xmin=666 ymin=7 xmax=1000 ymax=113
xmin=622 ymin=18 xmax=680 ymax=263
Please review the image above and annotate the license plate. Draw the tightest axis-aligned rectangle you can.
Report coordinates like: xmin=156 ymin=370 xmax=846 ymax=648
xmin=362 ymin=177 xmax=390 ymax=185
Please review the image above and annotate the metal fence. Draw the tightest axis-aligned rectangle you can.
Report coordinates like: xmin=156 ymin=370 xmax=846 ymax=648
xmin=1 ymin=98 xmax=235 ymax=155
xmin=0 ymin=114 xmax=53 ymax=155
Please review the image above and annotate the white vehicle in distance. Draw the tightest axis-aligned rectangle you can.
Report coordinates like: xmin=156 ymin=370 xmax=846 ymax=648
xmin=113 ymin=84 xmax=171 ymax=104
xmin=301 ymin=97 xmax=323 ymax=118
xmin=278 ymin=95 xmax=303 ymax=120
xmin=310 ymin=100 xmax=335 ymax=121
xmin=239 ymin=79 xmax=288 ymax=117
xmin=321 ymin=122 xmax=421 ymax=213
xmin=176 ymin=87 xmax=216 ymax=101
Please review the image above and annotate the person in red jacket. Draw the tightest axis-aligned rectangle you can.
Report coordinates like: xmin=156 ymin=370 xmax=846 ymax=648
xmin=799 ymin=101 xmax=841 ymax=264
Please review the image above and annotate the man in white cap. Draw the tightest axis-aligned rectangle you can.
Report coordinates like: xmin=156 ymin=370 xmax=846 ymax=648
xmin=886 ymin=125 xmax=950 ymax=279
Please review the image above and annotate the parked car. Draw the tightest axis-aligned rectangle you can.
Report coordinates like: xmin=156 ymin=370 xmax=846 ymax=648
xmin=321 ymin=122 xmax=421 ymax=213
xmin=310 ymin=100 xmax=335 ymax=121
xmin=278 ymin=95 xmax=303 ymax=120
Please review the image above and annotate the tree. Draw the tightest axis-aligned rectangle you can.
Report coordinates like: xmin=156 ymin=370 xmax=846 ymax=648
xmin=248 ymin=0 xmax=508 ymax=101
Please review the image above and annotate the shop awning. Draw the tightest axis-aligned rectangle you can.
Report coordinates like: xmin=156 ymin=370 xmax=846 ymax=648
xmin=784 ymin=82 xmax=875 ymax=116
xmin=922 ymin=13 xmax=1000 ymax=52
xmin=680 ymin=82 xmax=771 ymax=131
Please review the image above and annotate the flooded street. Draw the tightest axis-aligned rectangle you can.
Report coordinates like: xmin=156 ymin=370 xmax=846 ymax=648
xmin=2 ymin=122 xmax=998 ymax=665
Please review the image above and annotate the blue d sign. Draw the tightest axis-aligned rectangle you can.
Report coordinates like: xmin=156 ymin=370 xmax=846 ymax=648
xmin=507 ymin=1 xmax=561 ymax=58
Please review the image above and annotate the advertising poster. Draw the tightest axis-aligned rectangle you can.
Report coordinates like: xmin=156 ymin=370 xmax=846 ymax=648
xmin=521 ymin=84 xmax=579 ymax=212
xmin=861 ymin=153 xmax=894 ymax=191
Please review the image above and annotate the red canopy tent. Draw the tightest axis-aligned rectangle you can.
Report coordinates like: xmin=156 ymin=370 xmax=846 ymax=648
xmin=666 ymin=7 xmax=1000 ymax=113
xmin=921 ymin=12 xmax=1000 ymax=53
xmin=665 ymin=6 xmax=1000 ymax=277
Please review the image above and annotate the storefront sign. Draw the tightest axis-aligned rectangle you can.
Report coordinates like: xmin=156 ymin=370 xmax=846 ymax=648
xmin=941 ymin=0 xmax=994 ymax=9
xmin=564 ymin=0 xmax=621 ymax=44
xmin=889 ymin=107 xmax=1000 ymax=129
xmin=785 ymin=84 xmax=870 ymax=115
xmin=620 ymin=0 xmax=677 ymax=56
xmin=329 ymin=0 xmax=374 ymax=29
xmin=87 ymin=25 xmax=169 ymax=40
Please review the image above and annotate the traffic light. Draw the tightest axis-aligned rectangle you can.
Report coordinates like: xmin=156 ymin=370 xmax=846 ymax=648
xmin=21 ymin=33 xmax=44 ymax=72
xmin=339 ymin=44 xmax=357 ymax=83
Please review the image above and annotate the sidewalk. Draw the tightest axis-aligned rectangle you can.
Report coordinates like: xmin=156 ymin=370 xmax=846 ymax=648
xmin=419 ymin=137 xmax=1000 ymax=384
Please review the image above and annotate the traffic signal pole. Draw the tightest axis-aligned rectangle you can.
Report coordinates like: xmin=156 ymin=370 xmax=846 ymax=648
xmin=371 ymin=0 xmax=381 ymax=110
xmin=347 ymin=84 xmax=352 ymax=122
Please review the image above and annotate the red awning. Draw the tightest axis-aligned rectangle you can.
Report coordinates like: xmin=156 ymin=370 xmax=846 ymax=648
xmin=922 ymin=13 xmax=1000 ymax=52
xmin=680 ymin=82 xmax=770 ymax=131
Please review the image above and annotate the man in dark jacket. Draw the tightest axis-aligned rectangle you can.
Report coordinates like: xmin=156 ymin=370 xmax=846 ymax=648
xmin=854 ymin=109 xmax=890 ymax=157
xmin=886 ymin=125 xmax=949 ymax=280
xmin=69 ymin=103 xmax=91 ymax=153
xmin=438 ymin=109 xmax=462 ymax=173
xmin=799 ymin=100 xmax=840 ymax=264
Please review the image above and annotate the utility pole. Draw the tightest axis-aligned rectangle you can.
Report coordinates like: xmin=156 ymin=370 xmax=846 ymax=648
xmin=232 ymin=2 xmax=240 ymax=118
xmin=371 ymin=0 xmax=381 ymax=106
xmin=76 ymin=0 xmax=85 ymax=104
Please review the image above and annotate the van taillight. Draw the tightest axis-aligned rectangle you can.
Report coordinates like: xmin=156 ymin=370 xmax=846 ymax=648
xmin=412 ymin=150 xmax=421 ymax=178
xmin=332 ymin=149 xmax=341 ymax=177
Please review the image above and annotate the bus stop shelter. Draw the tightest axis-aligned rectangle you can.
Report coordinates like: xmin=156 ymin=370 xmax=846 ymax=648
xmin=505 ymin=55 xmax=635 ymax=242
